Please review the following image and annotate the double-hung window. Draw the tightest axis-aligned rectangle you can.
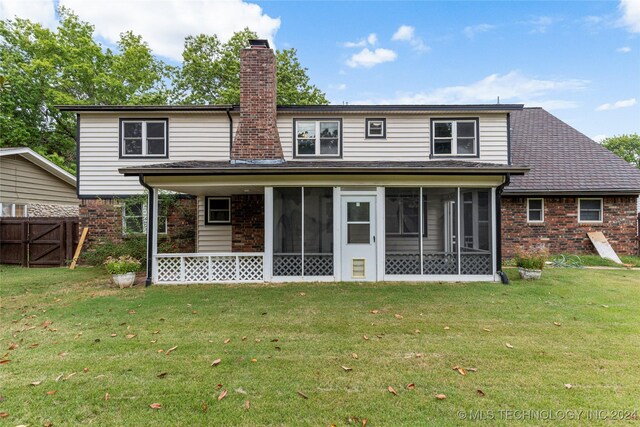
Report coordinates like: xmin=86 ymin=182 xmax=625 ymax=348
xmin=294 ymin=119 xmax=341 ymax=157
xmin=578 ymin=198 xmax=603 ymax=222
xmin=365 ymin=118 xmax=386 ymax=139
xmin=205 ymin=197 xmax=231 ymax=225
xmin=527 ymin=198 xmax=544 ymax=223
xmin=431 ymin=119 xmax=478 ymax=156
xmin=120 ymin=119 xmax=168 ymax=158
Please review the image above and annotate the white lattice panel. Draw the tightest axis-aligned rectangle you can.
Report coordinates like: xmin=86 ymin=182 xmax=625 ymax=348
xmin=460 ymin=254 xmax=492 ymax=275
xmin=157 ymin=257 xmax=181 ymax=282
xmin=184 ymin=257 xmax=208 ymax=282
xmin=239 ymin=256 xmax=263 ymax=281
xmin=303 ymin=255 xmax=333 ymax=276
xmin=273 ymin=255 xmax=302 ymax=276
xmin=211 ymin=257 xmax=236 ymax=281
xmin=423 ymin=253 xmax=458 ymax=275
xmin=385 ymin=254 xmax=420 ymax=275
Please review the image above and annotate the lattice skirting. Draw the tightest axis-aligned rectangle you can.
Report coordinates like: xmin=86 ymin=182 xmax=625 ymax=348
xmin=156 ymin=255 xmax=263 ymax=283
xmin=460 ymin=253 xmax=492 ymax=275
xmin=423 ymin=253 xmax=458 ymax=275
xmin=273 ymin=254 xmax=333 ymax=276
xmin=386 ymin=254 xmax=420 ymax=275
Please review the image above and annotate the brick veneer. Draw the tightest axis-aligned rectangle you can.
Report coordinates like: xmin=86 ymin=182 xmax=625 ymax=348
xmin=231 ymin=194 xmax=264 ymax=252
xmin=501 ymin=196 xmax=638 ymax=257
xmin=231 ymin=43 xmax=284 ymax=161
xmin=79 ymin=197 xmax=196 ymax=253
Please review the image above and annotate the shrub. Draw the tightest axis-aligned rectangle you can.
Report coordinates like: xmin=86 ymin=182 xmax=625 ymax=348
xmin=514 ymin=247 xmax=549 ymax=270
xmin=83 ymin=237 xmax=147 ymax=266
xmin=104 ymin=256 xmax=141 ymax=274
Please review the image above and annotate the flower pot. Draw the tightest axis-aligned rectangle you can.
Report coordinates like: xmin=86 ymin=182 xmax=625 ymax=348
xmin=112 ymin=272 xmax=136 ymax=289
xmin=518 ymin=267 xmax=542 ymax=280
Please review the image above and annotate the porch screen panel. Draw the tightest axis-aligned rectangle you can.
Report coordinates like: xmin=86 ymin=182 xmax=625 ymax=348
xmin=460 ymin=189 xmax=492 ymax=275
xmin=273 ymin=187 xmax=303 ymax=276
xmin=303 ymin=187 xmax=334 ymax=276
xmin=422 ymin=188 xmax=458 ymax=275
xmin=385 ymin=188 xmax=420 ymax=274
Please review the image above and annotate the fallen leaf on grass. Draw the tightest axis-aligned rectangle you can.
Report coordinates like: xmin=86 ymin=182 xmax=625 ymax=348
xmin=192 ymin=311 xmax=198 ymax=314
xmin=150 ymin=340 xmax=157 ymax=344
xmin=297 ymin=391 xmax=308 ymax=399
xmin=47 ymin=390 xmax=57 ymax=395
xmin=245 ymin=400 xmax=250 ymax=410
xmin=363 ymin=335 xmax=369 ymax=340
xmin=444 ymin=326 xmax=450 ymax=330
xmin=394 ymin=314 xmax=403 ymax=320
xmin=553 ymin=322 xmax=561 ymax=326
xmin=110 ymin=334 xmax=117 ymax=337
xmin=270 ymin=338 xmax=279 ymax=342
xmin=126 ymin=334 xmax=136 ymax=339
xmin=63 ymin=372 xmax=76 ymax=381
xmin=156 ymin=372 xmax=167 ymax=378
xmin=211 ymin=359 xmax=221 ymax=367
xmin=601 ymin=305 xmax=609 ymax=308
xmin=41 ymin=320 xmax=52 ymax=328
xmin=31 ymin=381 xmax=42 ymax=386
xmin=362 ymin=419 xmax=368 ymax=426
xmin=351 ymin=353 xmax=358 ymax=360
xmin=241 ymin=336 xmax=247 ymax=341
xmin=165 ymin=346 xmax=177 ymax=356
xmin=564 ymin=384 xmax=572 ymax=389
xmin=467 ymin=368 xmax=478 ymax=372
xmin=387 ymin=386 xmax=398 ymax=396
xmin=370 ymin=310 xmax=379 ymax=314
xmin=251 ymin=358 xmax=257 ymax=362
xmin=128 ymin=310 xmax=136 ymax=315
xmin=299 ymin=292 xmax=306 ymax=296
xmin=149 ymin=403 xmax=162 ymax=409
xmin=54 ymin=374 xmax=63 ymax=382
xmin=8 ymin=343 xmax=18 ymax=350
xmin=255 ymin=338 xmax=261 ymax=343
xmin=0 ymin=360 xmax=10 ymax=365
xmin=407 ymin=383 xmax=415 ymax=390
xmin=477 ymin=389 xmax=485 ymax=397
xmin=482 ymin=328 xmax=491 ymax=332
xmin=29 ymin=343 xmax=39 ymax=349
xmin=157 ymin=349 xmax=164 ymax=354
xmin=218 ymin=390 xmax=227 ymax=401
xmin=505 ymin=343 xmax=514 ymax=349
xmin=457 ymin=368 xmax=467 ymax=376
xmin=215 ymin=384 xmax=223 ymax=390
xmin=0 ymin=412 xmax=8 ymax=418
xmin=223 ymin=339 xmax=231 ymax=344
xmin=43 ymin=421 xmax=53 ymax=427
xmin=104 ymin=392 xmax=110 ymax=401
xmin=203 ymin=402 xmax=207 ymax=413
xmin=435 ymin=394 xmax=447 ymax=400
xmin=341 ymin=366 xmax=352 ymax=371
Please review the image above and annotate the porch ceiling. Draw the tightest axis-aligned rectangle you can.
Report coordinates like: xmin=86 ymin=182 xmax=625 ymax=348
xmin=158 ymin=184 xmax=264 ymax=196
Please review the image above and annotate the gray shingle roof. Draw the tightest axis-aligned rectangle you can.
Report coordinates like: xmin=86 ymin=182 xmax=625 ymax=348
xmin=506 ymin=108 xmax=640 ymax=195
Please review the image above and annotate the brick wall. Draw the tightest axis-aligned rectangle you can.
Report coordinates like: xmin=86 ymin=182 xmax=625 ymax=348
xmin=79 ymin=197 xmax=196 ymax=253
xmin=231 ymin=44 xmax=283 ymax=161
xmin=231 ymin=194 xmax=264 ymax=252
xmin=502 ymin=196 xmax=638 ymax=257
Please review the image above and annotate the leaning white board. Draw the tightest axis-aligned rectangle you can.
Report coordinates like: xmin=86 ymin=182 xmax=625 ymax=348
xmin=587 ymin=231 xmax=623 ymax=264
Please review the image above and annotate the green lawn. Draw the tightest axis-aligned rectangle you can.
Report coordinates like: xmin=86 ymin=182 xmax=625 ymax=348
xmin=1 ymin=266 xmax=639 ymax=426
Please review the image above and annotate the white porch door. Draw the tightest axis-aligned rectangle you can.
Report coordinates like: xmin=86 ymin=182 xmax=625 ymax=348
xmin=341 ymin=195 xmax=377 ymax=281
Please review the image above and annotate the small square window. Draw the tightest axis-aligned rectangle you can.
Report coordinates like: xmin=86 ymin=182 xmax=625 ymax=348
xmin=365 ymin=118 xmax=386 ymax=139
xmin=527 ymin=198 xmax=544 ymax=223
xmin=205 ymin=197 xmax=231 ymax=224
xmin=579 ymin=198 xmax=603 ymax=222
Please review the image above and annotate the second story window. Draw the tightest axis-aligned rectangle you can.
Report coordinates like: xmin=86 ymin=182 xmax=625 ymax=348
xmin=366 ymin=118 xmax=386 ymax=139
xmin=431 ymin=119 xmax=478 ymax=157
xmin=294 ymin=119 xmax=341 ymax=157
xmin=121 ymin=119 xmax=168 ymax=158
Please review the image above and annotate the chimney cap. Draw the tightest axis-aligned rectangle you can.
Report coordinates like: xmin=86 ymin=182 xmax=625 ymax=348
xmin=248 ymin=39 xmax=270 ymax=49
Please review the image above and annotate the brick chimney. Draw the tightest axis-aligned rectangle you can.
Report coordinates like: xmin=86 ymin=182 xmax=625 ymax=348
xmin=231 ymin=39 xmax=284 ymax=163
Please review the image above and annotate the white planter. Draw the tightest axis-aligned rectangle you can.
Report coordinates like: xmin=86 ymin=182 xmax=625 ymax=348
xmin=518 ymin=267 xmax=542 ymax=280
xmin=112 ymin=272 xmax=136 ymax=288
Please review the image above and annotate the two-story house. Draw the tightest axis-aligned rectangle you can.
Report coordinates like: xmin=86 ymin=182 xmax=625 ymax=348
xmin=59 ymin=39 xmax=639 ymax=285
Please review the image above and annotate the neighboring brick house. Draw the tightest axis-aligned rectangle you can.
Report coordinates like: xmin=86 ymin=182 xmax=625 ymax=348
xmin=502 ymin=108 xmax=640 ymax=257
xmin=59 ymin=39 xmax=640 ymax=285
xmin=0 ymin=147 xmax=79 ymax=218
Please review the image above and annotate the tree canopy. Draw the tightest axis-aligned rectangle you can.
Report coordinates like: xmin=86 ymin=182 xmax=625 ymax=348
xmin=0 ymin=8 xmax=327 ymax=172
xmin=601 ymin=134 xmax=640 ymax=169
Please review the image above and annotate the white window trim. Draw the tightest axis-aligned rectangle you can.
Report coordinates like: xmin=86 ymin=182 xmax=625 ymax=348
xmin=122 ymin=201 xmax=168 ymax=235
xmin=365 ymin=118 xmax=386 ymax=139
xmin=0 ymin=202 xmax=28 ymax=218
xmin=205 ymin=197 xmax=231 ymax=225
xmin=121 ymin=120 xmax=168 ymax=158
xmin=295 ymin=120 xmax=341 ymax=157
xmin=526 ymin=198 xmax=544 ymax=223
xmin=432 ymin=119 xmax=477 ymax=157
xmin=578 ymin=198 xmax=603 ymax=223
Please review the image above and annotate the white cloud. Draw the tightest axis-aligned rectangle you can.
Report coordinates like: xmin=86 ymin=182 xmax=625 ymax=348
xmin=342 ymin=33 xmax=377 ymax=48
xmin=392 ymin=25 xmax=414 ymax=41
xmin=619 ymin=0 xmax=640 ymax=32
xmin=57 ymin=0 xmax=281 ymax=60
xmin=352 ymin=71 xmax=588 ymax=107
xmin=0 ymin=0 xmax=57 ymax=29
xmin=527 ymin=16 xmax=557 ymax=33
xmin=346 ymin=48 xmax=397 ymax=68
xmin=617 ymin=46 xmax=632 ymax=53
xmin=592 ymin=134 xmax=608 ymax=143
xmin=463 ymin=24 xmax=496 ymax=39
xmin=329 ymin=83 xmax=347 ymax=91
xmin=391 ymin=24 xmax=430 ymax=52
xmin=596 ymin=97 xmax=637 ymax=111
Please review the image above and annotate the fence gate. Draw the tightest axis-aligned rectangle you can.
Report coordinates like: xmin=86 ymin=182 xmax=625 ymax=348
xmin=0 ymin=218 xmax=79 ymax=267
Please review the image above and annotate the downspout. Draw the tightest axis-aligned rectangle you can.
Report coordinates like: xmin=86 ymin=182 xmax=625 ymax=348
xmin=496 ymin=173 xmax=510 ymax=284
xmin=139 ymin=175 xmax=155 ymax=287
xmin=226 ymin=108 xmax=233 ymax=158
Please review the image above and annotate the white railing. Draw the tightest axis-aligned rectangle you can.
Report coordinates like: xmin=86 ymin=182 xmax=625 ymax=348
xmin=155 ymin=253 xmax=264 ymax=284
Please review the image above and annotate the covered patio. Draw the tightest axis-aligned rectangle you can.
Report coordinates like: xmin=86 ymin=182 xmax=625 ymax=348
xmin=120 ymin=161 xmax=527 ymax=284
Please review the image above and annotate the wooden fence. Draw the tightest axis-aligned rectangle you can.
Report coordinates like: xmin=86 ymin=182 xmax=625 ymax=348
xmin=0 ymin=218 xmax=79 ymax=267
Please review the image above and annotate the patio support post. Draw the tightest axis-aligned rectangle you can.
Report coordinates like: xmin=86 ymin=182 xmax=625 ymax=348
xmin=495 ymin=174 xmax=511 ymax=277
xmin=264 ymin=187 xmax=273 ymax=281
xmin=139 ymin=175 xmax=158 ymax=286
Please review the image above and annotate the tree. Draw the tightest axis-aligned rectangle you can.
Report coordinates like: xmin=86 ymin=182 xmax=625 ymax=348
xmin=174 ymin=28 xmax=327 ymax=105
xmin=601 ymin=134 xmax=640 ymax=169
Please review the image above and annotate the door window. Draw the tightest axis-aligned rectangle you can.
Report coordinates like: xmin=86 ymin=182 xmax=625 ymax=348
xmin=347 ymin=201 xmax=370 ymax=244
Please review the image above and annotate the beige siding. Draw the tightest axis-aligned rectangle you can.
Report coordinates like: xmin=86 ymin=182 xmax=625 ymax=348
xmin=197 ymin=196 xmax=232 ymax=252
xmin=278 ymin=113 xmax=508 ymax=164
xmin=0 ymin=155 xmax=77 ymax=205
xmin=79 ymin=113 xmax=231 ymax=195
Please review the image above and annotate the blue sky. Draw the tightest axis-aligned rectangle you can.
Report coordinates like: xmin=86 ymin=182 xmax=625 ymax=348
xmin=1 ymin=0 xmax=638 ymax=140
